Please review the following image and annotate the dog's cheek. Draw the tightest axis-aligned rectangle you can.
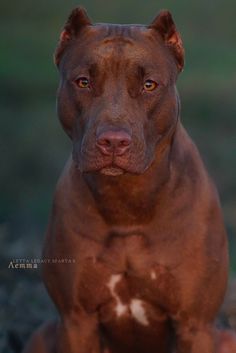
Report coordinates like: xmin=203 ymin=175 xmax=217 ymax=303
xmin=57 ymin=85 xmax=85 ymax=139
xmin=149 ymin=88 xmax=178 ymax=137
xmin=142 ymin=97 xmax=164 ymax=148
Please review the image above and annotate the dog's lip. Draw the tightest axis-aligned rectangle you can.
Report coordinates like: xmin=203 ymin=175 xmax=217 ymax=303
xmin=99 ymin=165 xmax=125 ymax=176
xmin=74 ymin=158 xmax=127 ymax=176
xmin=78 ymin=159 xmax=152 ymax=176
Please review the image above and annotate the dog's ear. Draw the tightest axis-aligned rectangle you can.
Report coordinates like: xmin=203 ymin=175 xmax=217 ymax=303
xmin=54 ymin=7 xmax=92 ymax=67
xmin=148 ymin=10 xmax=184 ymax=72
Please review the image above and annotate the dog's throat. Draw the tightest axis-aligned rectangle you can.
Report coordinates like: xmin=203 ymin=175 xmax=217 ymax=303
xmin=83 ymin=172 xmax=164 ymax=226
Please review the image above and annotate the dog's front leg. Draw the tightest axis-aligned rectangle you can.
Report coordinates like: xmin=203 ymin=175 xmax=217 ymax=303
xmin=175 ymin=321 xmax=215 ymax=353
xmin=56 ymin=313 xmax=101 ymax=353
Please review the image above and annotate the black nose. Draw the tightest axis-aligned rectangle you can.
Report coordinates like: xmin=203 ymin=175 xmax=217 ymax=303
xmin=96 ymin=129 xmax=131 ymax=156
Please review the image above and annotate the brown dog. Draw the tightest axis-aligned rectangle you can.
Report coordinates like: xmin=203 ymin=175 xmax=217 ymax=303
xmin=23 ymin=7 xmax=233 ymax=353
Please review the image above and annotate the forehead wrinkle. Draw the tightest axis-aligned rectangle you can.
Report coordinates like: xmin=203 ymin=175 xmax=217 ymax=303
xmin=88 ymin=48 xmax=159 ymax=80
xmin=102 ymin=55 xmax=130 ymax=78
xmin=102 ymin=37 xmax=134 ymax=45
xmin=95 ymin=23 xmax=145 ymax=44
xmin=92 ymin=41 xmax=130 ymax=77
xmin=95 ymin=35 xmax=133 ymax=61
xmin=65 ymin=24 xmax=173 ymax=83
xmin=102 ymin=24 xmax=134 ymax=37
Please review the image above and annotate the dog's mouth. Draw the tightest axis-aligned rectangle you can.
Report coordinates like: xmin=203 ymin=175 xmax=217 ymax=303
xmin=76 ymin=155 xmax=153 ymax=176
xmin=75 ymin=146 xmax=152 ymax=176
xmin=100 ymin=166 xmax=125 ymax=176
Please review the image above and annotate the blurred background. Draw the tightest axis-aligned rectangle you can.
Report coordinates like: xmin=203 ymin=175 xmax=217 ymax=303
xmin=0 ymin=0 xmax=235 ymax=352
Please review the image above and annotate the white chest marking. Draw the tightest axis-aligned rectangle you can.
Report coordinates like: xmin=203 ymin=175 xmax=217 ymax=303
xmin=107 ymin=275 xmax=149 ymax=326
xmin=150 ymin=270 xmax=157 ymax=280
xmin=107 ymin=275 xmax=128 ymax=317
xmin=130 ymin=299 xmax=149 ymax=326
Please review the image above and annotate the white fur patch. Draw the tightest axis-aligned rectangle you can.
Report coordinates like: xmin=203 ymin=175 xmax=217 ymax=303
xmin=150 ymin=270 xmax=157 ymax=280
xmin=107 ymin=276 xmax=149 ymax=326
xmin=115 ymin=302 xmax=127 ymax=317
xmin=107 ymin=275 xmax=128 ymax=317
xmin=130 ymin=299 xmax=149 ymax=326
xmin=107 ymin=274 xmax=121 ymax=292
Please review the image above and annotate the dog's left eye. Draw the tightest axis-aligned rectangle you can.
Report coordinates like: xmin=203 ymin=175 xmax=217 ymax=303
xmin=74 ymin=77 xmax=90 ymax=88
xmin=143 ymin=80 xmax=158 ymax=92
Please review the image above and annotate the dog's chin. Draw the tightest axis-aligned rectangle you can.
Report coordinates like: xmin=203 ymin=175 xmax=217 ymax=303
xmin=100 ymin=166 xmax=125 ymax=176
xmin=76 ymin=155 xmax=154 ymax=176
xmin=77 ymin=161 xmax=153 ymax=176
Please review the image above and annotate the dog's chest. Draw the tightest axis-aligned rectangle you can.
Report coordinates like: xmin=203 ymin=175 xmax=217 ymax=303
xmin=78 ymin=234 xmax=178 ymax=328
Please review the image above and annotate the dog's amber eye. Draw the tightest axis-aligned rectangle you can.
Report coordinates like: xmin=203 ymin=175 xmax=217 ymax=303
xmin=75 ymin=77 xmax=90 ymax=88
xmin=143 ymin=80 xmax=158 ymax=92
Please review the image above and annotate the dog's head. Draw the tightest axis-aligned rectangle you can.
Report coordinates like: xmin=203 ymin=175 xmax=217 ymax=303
xmin=55 ymin=8 xmax=184 ymax=176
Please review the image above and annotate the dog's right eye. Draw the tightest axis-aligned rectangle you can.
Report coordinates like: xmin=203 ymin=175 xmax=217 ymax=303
xmin=74 ymin=77 xmax=90 ymax=89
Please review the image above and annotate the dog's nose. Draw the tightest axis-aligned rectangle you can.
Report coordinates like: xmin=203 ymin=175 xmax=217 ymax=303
xmin=96 ymin=130 xmax=131 ymax=156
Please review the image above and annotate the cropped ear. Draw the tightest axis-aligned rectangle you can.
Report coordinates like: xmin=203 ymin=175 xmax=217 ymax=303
xmin=148 ymin=10 xmax=184 ymax=72
xmin=54 ymin=7 xmax=92 ymax=67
